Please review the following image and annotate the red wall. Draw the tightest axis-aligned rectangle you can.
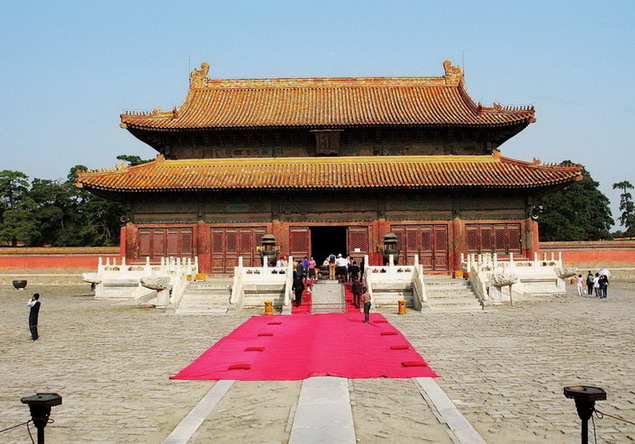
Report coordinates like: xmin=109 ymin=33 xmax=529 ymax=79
xmin=0 ymin=256 xmax=118 ymax=269
xmin=0 ymin=247 xmax=120 ymax=270
xmin=540 ymin=241 xmax=635 ymax=266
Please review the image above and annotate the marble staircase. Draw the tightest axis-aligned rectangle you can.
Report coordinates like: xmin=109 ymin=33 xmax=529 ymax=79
xmin=423 ymin=276 xmax=483 ymax=312
xmin=174 ymin=278 xmax=233 ymax=315
xmin=371 ymin=281 xmax=414 ymax=308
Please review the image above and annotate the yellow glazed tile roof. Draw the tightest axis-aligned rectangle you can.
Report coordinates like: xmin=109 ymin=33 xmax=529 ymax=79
xmin=76 ymin=154 xmax=582 ymax=192
xmin=120 ymin=61 xmax=535 ymax=130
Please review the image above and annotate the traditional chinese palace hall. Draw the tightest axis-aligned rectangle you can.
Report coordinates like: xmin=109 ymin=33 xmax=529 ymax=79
xmin=77 ymin=61 xmax=582 ymax=275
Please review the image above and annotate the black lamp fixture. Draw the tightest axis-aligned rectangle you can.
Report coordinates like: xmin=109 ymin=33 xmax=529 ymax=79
xmin=563 ymin=385 xmax=606 ymax=444
xmin=21 ymin=393 xmax=62 ymax=444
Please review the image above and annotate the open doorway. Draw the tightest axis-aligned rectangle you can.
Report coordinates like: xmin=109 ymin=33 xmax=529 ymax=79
xmin=310 ymin=226 xmax=347 ymax=264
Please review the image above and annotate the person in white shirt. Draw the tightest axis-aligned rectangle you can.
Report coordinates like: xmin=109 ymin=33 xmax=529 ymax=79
xmin=335 ymin=254 xmax=348 ymax=282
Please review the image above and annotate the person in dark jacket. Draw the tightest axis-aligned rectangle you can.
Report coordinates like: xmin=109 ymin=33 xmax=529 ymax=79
xmin=598 ymin=274 xmax=609 ymax=299
xmin=292 ymin=277 xmax=305 ymax=307
xmin=295 ymin=259 xmax=304 ymax=281
xmin=27 ymin=293 xmax=41 ymax=341
xmin=349 ymin=261 xmax=360 ymax=282
xmin=351 ymin=277 xmax=363 ymax=308
xmin=586 ymin=271 xmax=594 ymax=295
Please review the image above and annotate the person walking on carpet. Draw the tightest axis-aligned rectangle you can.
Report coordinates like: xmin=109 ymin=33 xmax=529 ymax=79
xmin=292 ymin=276 xmax=305 ymax=307
xmin=351 ymin=277 xmax=363 ymax=308
xmin=362 ymin=287 xmax=372 ymax=323
xmin=27 ymin=293 xmax=41 ymax=341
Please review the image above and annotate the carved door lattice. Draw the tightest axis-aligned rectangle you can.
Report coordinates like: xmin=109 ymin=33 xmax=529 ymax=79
xmin=210 ymin=227 xmax=266 ymax=274
xmin=466 ymin=223 xmax=522 ymax=255
xmin=289 ymin=227 xmax=311 ymax=260
xmin=392 ymin=224 xmax=449 ymax=271
xmin=347 ymin=226 xmax=369 ymax=260
xmin=138 ymin=227 xmax=194 ymax=260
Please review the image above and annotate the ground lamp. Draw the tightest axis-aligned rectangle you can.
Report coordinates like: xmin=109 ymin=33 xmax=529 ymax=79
xmin=382 ymin=233 xmax=400 ymax=265
xmin=258 ymin=234 xmax=280 ymax=266
xmin=21 ymin=393 xmax=62 ymax=444
xmin=563 ymin=385 xmax=606 ymax=444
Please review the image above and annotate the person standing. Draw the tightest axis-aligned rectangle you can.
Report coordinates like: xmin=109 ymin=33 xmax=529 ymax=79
xmin=335 ymin=254 xmax=348 ymax=282
xmin=295 ymin=259 xmax=304 ymax=281
xmin=599 ymin=274 xmax=609 ymax=299
xmin=328 ymin=254 xmax=336 ymax=280
xmin=27 ymin=293 xmax=41 ymax=341
xmin=593 ymin=273 xmax=600 ymax=297
xmin=362 ymin=287 xmax=372 ymax=323
xmin=351 ymin=277 xmax=363 ymax=308
xmin=586 ymin=271 xmax=594 ymax=295
xmin=308 ymin=256 xmax=316 ymax=279
xmin=575 ymin=274 xmax=584 ymax=296
xmin=302 ymin=256 xmax=310 ymax=279
xmin=292 ymin=276 xmax=305 ymax=307
xmin=349 ymin=261 xmax=360 ymax=282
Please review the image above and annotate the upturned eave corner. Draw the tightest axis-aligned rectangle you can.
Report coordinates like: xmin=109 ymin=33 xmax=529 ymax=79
xmin=189 ymin=61 xmax=210 ymax=89
xmin=443 ymin=60 xmax=464 ymax=86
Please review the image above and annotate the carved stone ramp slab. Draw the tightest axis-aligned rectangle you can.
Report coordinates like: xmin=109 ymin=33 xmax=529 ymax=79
xmin=163 ymin=380 xmax=235 ymax=444
xmin=311 ymin=281 xmax=346 ymax=313
xmin=289 ymin=376 xmax=356 ymax=444
xmin=414 ymin=377 xmax=486 ymax=444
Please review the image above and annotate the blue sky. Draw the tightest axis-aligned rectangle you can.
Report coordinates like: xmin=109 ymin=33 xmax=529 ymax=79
xmin=1 ymin=1 xmax=633 ymax=225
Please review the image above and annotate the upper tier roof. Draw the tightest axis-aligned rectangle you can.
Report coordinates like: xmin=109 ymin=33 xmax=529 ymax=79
xmin=76 ymin=152 xmax=581 ymax=193
xmin=120 ymin=61 xmax=535 ymax=131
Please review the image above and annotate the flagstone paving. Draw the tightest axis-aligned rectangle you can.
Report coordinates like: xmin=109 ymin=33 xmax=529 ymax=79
xmin=0 ymin=280 xmax=633 ymax=443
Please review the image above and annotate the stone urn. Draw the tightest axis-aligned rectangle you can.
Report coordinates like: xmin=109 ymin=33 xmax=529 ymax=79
xmin=258 ymin=234 xmax=280 ymax=267
xmin=382 ymin=232 xmax=400 ymax=265
xmin=12 ymin=280 xmax=27 ymax=290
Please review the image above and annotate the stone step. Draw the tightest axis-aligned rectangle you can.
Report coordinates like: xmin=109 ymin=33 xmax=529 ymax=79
xmin=426 ymin=291 xmax=476 ymax=299
xmin=174 ymin=307 xmax=228 ymax=315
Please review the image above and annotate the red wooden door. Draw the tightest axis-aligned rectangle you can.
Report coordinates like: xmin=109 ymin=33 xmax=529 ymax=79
xmin=138 ymin=227 xmax=194 ymax=260
xmin=433 ymin=225 xmax=449 ymax=270
xmin=419 ymin=226 xmax=433 ymax=270
xmin=391 ymin=224 xmax=449 ymax=271
xmin=210 ymin=227 xmax=266 ymax=274
xmin=465 ymin=223 xmax=522 ymax=255
xmin=289 ymin=227 xmax=311 ymax=260
xmin=507 ymin=223 xmax=522 ymax=254
xmin=347 ymin=226 xmax=369 ymax=262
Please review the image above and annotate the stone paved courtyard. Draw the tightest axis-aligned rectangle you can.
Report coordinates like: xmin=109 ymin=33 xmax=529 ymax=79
xmin=0 ymin=278 xmax=633 ymax=443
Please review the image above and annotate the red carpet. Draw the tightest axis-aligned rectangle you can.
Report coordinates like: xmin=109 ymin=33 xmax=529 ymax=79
xmin=291 ymin=280 xmax=313 ymax=314
xmin=171 ymin=312 xmax=438 ymax=381
xmin=343 ymin=282 xmax=360 ymax=313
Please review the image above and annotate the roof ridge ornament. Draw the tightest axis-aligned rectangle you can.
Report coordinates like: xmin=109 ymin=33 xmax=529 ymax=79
xmin=190 ymin=62 xmax=210 ymax=88
xmin=443 ymin=60 xmax=464 ymax=86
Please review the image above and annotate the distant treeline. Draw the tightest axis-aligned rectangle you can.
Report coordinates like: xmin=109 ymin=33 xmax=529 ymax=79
xmin=0 ymin=158 xmax=631 ymax=246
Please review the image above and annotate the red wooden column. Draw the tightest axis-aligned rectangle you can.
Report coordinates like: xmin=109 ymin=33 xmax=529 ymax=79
xmin=196 ymin=222 xmax=210 ymax=274
xmin=271 ymin=220 xmax=287 ymax=259
xmin=119 ymin=226 xmax=127 ymax=259
xmin=451 ymin=216 xmax=464 ymax=276
xmin=125 ymin=223 xmax=138 ymax=260
xmin=528 ymin=217 xmax=540 ymax=257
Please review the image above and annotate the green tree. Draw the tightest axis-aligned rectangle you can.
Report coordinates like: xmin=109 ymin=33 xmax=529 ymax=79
xmin=116 ymin=154 xmax=152 ymax=166
xmin=612 ymin=181 xmax=635 ymax=236
xmin=0 ymin=170 xmax=38 ymax=245
xmin=538 ymin=163 xmax=613 ymax=241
